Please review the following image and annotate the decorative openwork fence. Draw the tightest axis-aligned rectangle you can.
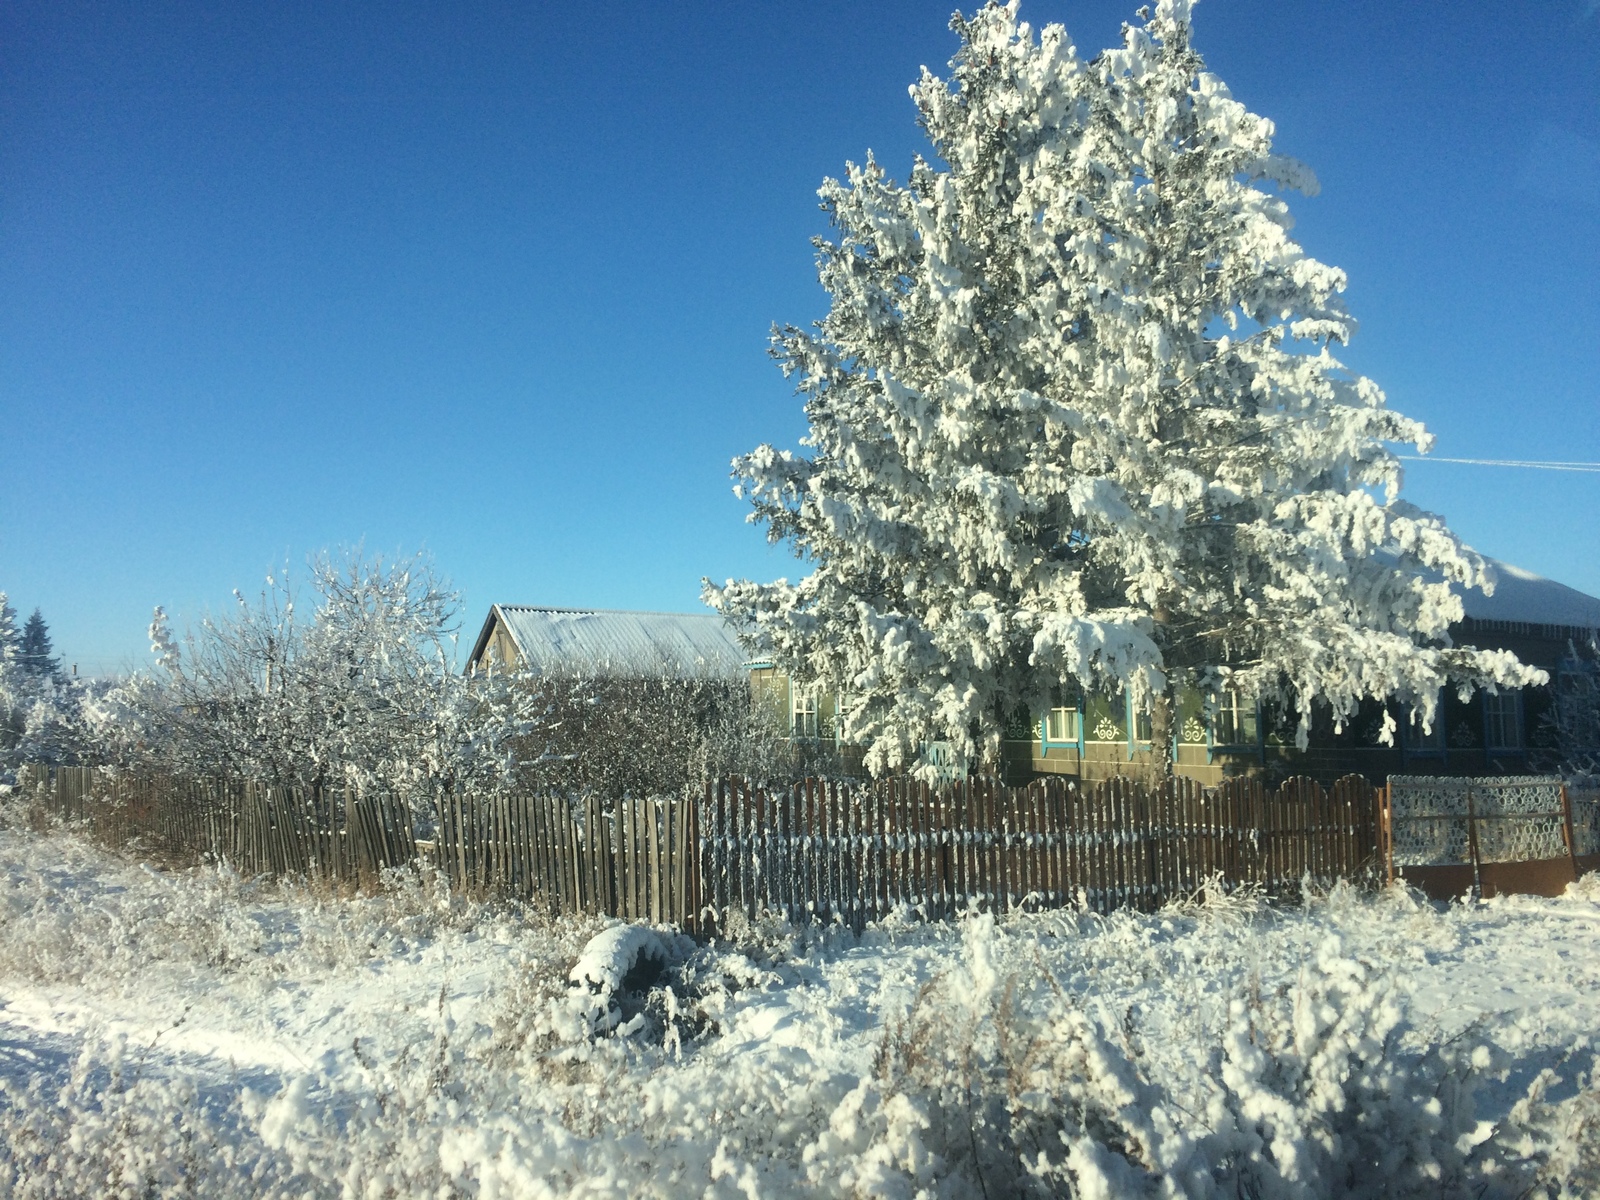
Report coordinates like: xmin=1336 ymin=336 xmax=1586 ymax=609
xmin=1384 ymin=775 xmax=1596 ymax=899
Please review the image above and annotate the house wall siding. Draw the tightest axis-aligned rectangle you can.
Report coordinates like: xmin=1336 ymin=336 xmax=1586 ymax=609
xmin=756 ymin=619 xmax=1593 ymax=785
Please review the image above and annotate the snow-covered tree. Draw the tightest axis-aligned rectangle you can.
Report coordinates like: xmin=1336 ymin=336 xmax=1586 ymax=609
xmin=707 ymin=0 xmax=1542 ymax=777
xmin=0 ymin=597 xmax=18 ymax=662
xmin=0 ymin=595 xmax=20 ymax=763
xmin=0 ymin=594 xmax=93 ymax=769
xmin=101 ymin=553 xmax=549 ymax=807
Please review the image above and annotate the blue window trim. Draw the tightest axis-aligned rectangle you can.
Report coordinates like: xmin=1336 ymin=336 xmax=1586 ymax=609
xmin=1039 ymin=705 xmax=1084 ymax=755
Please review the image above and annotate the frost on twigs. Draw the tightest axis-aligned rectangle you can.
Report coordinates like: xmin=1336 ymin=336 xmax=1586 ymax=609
xmin=1 ymin=825 xmax=1596 ymax=1197
xmin=845 ymin=916 xmax=1569 ymax=1200
xmin=708 ymin=1 xmax=1540 ymax=779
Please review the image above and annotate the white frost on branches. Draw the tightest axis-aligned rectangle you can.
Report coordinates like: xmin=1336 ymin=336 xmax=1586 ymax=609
xmin=0 ymin=592 xmax=96 ymax=769
xmin=708 ymin=0 xmax=1542 ymax=776
xmin=94 ymin=554 xmax=546 ymax=807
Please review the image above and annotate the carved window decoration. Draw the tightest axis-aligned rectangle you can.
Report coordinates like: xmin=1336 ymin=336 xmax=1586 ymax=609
xmin=1085 ymin=692 xmax=1126 ymax=743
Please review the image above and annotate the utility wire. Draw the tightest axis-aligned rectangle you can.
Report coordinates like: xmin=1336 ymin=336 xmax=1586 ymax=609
xmin=1396 ymin=456 xmax=1600 ymax=474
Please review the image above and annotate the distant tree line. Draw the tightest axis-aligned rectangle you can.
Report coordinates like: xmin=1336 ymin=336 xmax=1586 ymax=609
xmin=3 ymin=552 xmax=834 ymax=811
xmin=0 ymin=596 xmax=84 ymax=769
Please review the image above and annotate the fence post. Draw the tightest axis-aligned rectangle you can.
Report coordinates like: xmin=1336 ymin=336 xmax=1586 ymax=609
xmin=1561 ymin=783 xmax=1580 ymax=882
xmin=1465 ymin=783 xmax=1481 ymax=899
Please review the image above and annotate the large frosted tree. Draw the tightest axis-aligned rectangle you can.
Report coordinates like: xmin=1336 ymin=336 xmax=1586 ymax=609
xmin=707 ymin=0 xmax=1540 ymax=777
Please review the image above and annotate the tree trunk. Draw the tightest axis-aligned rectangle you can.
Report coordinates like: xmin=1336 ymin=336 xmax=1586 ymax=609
xmin=1150 ymin=600 xmax=1176 ymax=782
xmin=1149 ymin=685 xmax=1175 ymax=782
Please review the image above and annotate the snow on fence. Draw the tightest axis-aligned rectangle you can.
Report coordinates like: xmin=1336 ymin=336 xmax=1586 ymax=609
xmin=17 ymin=763 xmax=1596 ymax=928
xmin=16 ymin=765 xmax=1383 ymax=933
xmin=50 ymin=764 xmax=1600 ymax=928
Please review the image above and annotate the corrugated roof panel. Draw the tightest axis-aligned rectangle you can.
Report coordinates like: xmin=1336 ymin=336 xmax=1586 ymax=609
xmin=495 ymin=607 xmax=751 ymax=677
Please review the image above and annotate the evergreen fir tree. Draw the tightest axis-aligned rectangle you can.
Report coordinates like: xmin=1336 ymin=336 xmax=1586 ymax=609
xmin=18 ymin=608 xmax=62 ymax=680
xmin=708 ymin=0 xmax=1541 ymax=777
xmin=0 ymin=595 xmax=17 ymax=662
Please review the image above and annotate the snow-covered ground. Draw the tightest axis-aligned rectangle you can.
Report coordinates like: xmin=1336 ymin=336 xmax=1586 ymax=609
xmin=0 ymin=820 xmax=1596 ymax=1198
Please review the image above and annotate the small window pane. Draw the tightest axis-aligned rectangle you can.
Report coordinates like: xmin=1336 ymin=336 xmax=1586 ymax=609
xmin=1045 ymin=706 xmax=1078 ymax=743
xmin=791 ymin=688 xmax=818 ymax=738
xmin=1132 ymin=706 xmax=1152 ymax=743
xmin=1483 ymin=691 xmax=1522 ymax=751
xmin=1410 ymin=696 xmax=1445 ymax=752
xmin=1213 ymin=690 xmax=1258 ymax=745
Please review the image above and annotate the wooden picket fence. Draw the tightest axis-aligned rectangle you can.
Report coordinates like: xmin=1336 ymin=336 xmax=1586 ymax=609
xmin=22 ymin=765 xmax=419 ymax=885
xmin=697 ymin=774 xmax=1380 ymax=930
xmin=433 ymin=790 xmax=698 ymax=927
xmin=17 ymin=764 xmax=1383 ymax=932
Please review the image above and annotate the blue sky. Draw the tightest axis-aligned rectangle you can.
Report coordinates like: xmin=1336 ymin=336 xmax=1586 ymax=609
xmin=2 ymin=0 xmax=1597 ymax=675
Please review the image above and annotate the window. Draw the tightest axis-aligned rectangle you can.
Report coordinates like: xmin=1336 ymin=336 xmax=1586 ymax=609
xmin=1483 ymin=690 xmax=1522 ymax=752
xmin=1131 ymin=703 xmax=1153 ymax=743
xmin=1213 ymin=690 xmax=1258 ymax=746
xmin=791 ymin=687 xmax=819 ymax=738
xmin=1044 ymin=705 xmax=1079 ymax=744
xmin=1408 ymin=696 xmax=1445 ymax=754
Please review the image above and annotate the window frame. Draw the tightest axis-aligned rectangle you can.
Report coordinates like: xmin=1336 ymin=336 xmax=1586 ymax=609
xmin=1210 ymin=689 xmax=1260 ymax=749
xmin=790 ymin=684 xmax=819 ymax=740
xmin=1482 ymin=689 xmax=1523 ymax=753
xmin=1042 ymin=704 xmax=1080 ymax=749
xmin=1403 ymin=694 xmax=1448 ymax=759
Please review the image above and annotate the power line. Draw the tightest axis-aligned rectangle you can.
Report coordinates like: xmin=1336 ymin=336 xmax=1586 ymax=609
xmin=1396 ymin=456 xmax=1600 ymax=474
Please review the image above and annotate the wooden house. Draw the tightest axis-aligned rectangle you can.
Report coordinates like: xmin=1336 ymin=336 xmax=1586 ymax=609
xmin=749 ymin=559 xmax=1600 ymax=786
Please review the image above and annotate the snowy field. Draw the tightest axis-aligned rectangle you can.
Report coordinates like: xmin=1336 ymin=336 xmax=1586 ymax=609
xmin=0 ymin=821 xmax=1597 ymax=1198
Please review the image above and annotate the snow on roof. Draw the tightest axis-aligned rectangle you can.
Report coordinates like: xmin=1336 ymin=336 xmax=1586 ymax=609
xmin=1457 ymin=559 xmax=1600 ymax=632
xmin=477 ymin=606 xmax=751 ymax=678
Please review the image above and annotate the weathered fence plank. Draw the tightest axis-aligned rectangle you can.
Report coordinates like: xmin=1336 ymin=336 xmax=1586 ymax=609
xmin=19 ymin=763 xmax=1435 ymax=932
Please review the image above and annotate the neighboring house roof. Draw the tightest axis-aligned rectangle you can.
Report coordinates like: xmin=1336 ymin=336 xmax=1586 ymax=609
xmin=467 ymin=605 xmax=750 ymax=678
xmin=1457 ymin=558 xmax=1600 ymax=635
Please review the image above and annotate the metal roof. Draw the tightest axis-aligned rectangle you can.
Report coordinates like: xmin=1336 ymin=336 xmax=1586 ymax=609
xmin=470 ymin=606 xmax=751 ymax=678
xmin=1457 ymin=558 xmax=1600 ymax=633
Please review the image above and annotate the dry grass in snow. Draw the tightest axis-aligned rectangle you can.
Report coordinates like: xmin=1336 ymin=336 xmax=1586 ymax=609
xmin=0 ymin=817 xmax=1598 ymax=1198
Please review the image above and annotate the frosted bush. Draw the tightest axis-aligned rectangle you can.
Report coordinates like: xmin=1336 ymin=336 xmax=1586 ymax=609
xmin=0 ymin=1034 xmax=300 ymax=1199
xmin=1 ymin=822 xmax=1595 ymax=1197
xmin=840 ymin=913 xmax=1585 ymax=1200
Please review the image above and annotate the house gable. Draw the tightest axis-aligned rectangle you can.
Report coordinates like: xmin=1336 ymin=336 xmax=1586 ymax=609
xmin=465 ymin=606 xmax=749 ymax=678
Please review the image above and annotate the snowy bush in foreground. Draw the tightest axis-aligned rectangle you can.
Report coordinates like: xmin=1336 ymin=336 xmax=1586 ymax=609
xmin=1 ymin=824 xmax=1595 ymax=1197
xmin=840 ymin=912 xmax=1544 ymax=1199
